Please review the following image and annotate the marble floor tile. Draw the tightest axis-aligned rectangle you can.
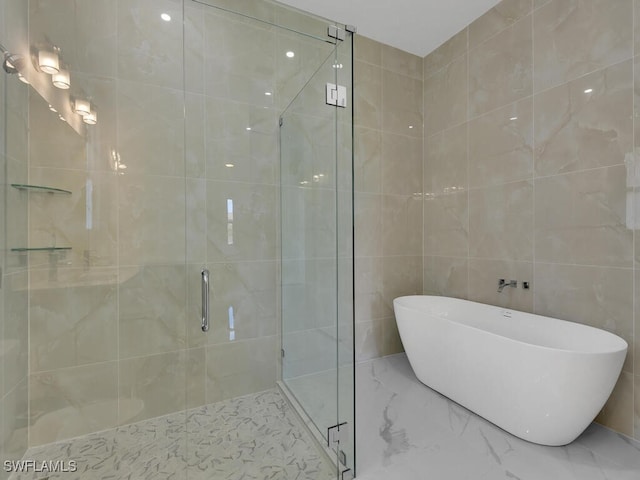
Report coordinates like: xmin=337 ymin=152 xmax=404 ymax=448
xmin=356 ymin=354 xmax=640 ymax=480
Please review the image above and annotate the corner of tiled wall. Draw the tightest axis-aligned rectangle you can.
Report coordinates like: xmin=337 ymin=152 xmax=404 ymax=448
xmin=422 ymin=0 xmax=640 ymax=441
xmin=354 ymin=35 xmax=423 ymax=362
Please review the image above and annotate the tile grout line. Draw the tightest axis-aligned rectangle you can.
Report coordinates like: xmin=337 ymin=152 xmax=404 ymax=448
xmin=531 ymin=0 xmax=536 ymax=316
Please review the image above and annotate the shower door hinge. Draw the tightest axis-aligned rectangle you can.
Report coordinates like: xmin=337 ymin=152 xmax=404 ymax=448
xmin=326 ymin=83 xmax=347 ymax=108
xmin=341 ymin=468 xmax=354 ymax=480
xmin=281 ymin=348 xmax=285 ymax=358
xmin=328 ymin=25 xmax=345 ymax=41
xmin=279 ymin=117 xmax=283 ymax=127
xmin=327 ymin=422 xmax=349 ymax=446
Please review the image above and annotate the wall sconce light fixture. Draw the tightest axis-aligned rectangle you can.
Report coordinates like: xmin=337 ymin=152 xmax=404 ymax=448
xmin=52 ymin=66 xmax=70 ymax=89
xmin=38 ymin=47 xmax=60 ymax=74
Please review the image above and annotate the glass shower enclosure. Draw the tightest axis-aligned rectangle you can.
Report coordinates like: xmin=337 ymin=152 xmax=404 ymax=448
xmin=0 ymin=0 xmax=354 ymax=478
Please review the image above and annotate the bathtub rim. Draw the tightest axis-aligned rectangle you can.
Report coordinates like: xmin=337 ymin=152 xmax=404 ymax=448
xmin=393 ymin=295 xmax=628 ymax=356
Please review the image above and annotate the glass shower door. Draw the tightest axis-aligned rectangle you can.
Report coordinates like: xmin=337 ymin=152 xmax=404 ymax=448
xmin=280 ymin=31 xmax=354 ymax=475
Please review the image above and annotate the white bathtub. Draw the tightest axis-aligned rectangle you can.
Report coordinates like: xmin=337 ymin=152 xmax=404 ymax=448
xmin=393 ymin=295 xmax=627 ymax=446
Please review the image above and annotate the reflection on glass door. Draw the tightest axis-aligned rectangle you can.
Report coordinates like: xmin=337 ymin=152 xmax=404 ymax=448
xmin=280 ymin=28 xmax=355 ymax=476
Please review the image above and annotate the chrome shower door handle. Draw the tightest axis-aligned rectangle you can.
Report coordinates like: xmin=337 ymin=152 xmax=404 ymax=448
xmin=201 ymin=269 xmax=210 ymax=332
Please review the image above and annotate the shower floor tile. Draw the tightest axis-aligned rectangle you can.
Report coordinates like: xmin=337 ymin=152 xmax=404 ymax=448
xmin=9 ymin=389 xmax=336 ymax=480
xmin=356 ymin=354 xmax=640 ymax=480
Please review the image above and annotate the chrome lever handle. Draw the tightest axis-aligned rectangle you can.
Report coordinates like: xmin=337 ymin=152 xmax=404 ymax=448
xmin=201 ymin=269 xmax=209 ymax=332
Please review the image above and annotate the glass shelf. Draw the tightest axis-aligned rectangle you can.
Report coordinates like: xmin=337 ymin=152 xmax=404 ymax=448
xmin=11 ymin=184 xmax=72 ymax=195
xmin=10 ymin=247 xmax=72 ymax=252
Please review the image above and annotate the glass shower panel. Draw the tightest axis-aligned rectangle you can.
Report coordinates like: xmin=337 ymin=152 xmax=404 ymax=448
xmin=281 ymin=32 xmax=354 ymax=475
xmin=1 ymin=0 xmax=352 ymax=478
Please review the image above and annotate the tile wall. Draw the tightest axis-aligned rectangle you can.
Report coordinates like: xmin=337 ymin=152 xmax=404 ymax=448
xmin=0 ymin=0 xmax=29 ymax=475
xmin=353 ymin=36 xmax=424 ymax=361
xmin=422 ymin=0 xmax=640 ymax=440
xmin=21 ymin=0 xmax=338 ymax=447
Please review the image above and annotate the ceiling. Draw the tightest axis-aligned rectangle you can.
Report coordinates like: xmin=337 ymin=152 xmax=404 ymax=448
xmin=277 ymin=0 xmax=502 ymax=57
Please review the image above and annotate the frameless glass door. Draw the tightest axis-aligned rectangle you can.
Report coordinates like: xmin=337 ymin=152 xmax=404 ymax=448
xmin=280 ymin=28 xmax=354 ymax=475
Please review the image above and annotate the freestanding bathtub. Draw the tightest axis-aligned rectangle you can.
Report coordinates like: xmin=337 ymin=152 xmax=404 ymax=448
xmin=393 ymin=295 xmax=627 ymax=446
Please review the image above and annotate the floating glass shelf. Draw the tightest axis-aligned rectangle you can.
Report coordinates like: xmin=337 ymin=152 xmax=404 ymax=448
xmin=10 ymin=247 xmax=72 ymax=252
xmin=11 ymin=184 xmax=72 ymax=195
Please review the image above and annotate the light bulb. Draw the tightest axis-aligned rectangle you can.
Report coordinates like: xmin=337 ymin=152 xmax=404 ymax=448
xmin=286 ymin=51 xmax=295 ymax=58
xmin=83 ymin=108 xmax=97 ymax=125
xmin=74 ymin=98 xmax=91 ymax=116
xmin=38 ymin=49 xmax=60 ymax=74
xmin=52 ymin=68 xmax=70 ymax=89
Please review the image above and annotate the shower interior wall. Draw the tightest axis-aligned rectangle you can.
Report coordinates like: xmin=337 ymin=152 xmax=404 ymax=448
xmin=0 ymin=0 xmax=350 ymax=452
xmin=0 ymin=0 xmax=29 ymax=472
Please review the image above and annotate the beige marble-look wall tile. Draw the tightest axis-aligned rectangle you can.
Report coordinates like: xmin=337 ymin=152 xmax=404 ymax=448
xmin=5 ymin=84 xmax=27 ymax=170
xmin=636 ymin=270 xmax=640 ymax=378
xmin=469 ymin=180 xmax=534 ymax=261
xmin=423 ymin=28 xmax=467 ymax=75
xmin=205 ymin=97 xmax=278 ymax=185
xmin=118 ymin=174 xmax=186 ymax=265
xmin=355 ymin=319 xmax=385 ymax=362
xmin=205 ymin=336 xmax=278 ymax=403
xmin=355 ymin=35 xmax=382 ymax=66
xmin=535 ymin=263 xmax=633 ymax=372
xmin=424 ymin=124 xmax=468 ymax=196
xmin=118 ymin=351 xmax=187 ymax=424
xmin=381 ymin=256 xmax=423 ymax=318
xmin=382 ymin=194 xmax=422 ymax=257
xmin=382 ymin=44 xmax=422 ymax=80
xmin=533 ymin=0 xmax=633 ymax=93
xmin=383 ymin=70 xmax=422 ymax=138
xmin=205 ymin=261 xmax=278 ymax=345
xmin=469 ymin=0 xmax=532 ymax=48
xmin=281 ymin=186 xmax=336 ymax=260
xmin=635 ymin=374 xmax=640 ymax=441
xmin=535 ymin=60 xmax=632 ymax=177
xmin=117 ymin=0 xmax=184 ymax=89
xmin=634 ymin=56 xmax=640 ymax=152
xmin=186 ymin=93 xmax=205 ymax=179
xmin=29 ymin=168 xmax=118 ymax=268
xmin=355 ymin=193 xmax=382 ymax=258
xmin=117 ymin=80 xmax=185 ymax=177
xmin=469 ymin=15 xmax=532 ymax=118
xmin=423 ymin=256 xmax=469 ymax=299
xmin=30 ymin=269 xmax=118 ymax=372
xmin=595 ymin=371 xmax=633 ymax=437
xmin=6 ymin=158 xmax=27 ymax=274
xmin=354 ymin=61 xmax=382 ymax=130
xmin=185 ymin=4 xmax=205 ymax=94
xmin=354 ymin=127 xmax=382 ymax=193
xmin=3 ymin=271 xmax=28 ymax=396
xmin=186 ymin=347 xmax=206 ymax=409
xmin=424 ymin=53 xmax=467 ymax=136
xmin=424 ymin=191 xmax=469 ymax=257
xmin=355 ymin=257 xmax=385 ymax=323
xmin=29 ymin=362 xmax=118 ymax=446
xmin=468 ymin=258 xmax=533 ymax=312
xmin=382 ymin=132 xmax=422 ymax=195
xmin=119 ymin=264 xmax=187 ymax=359
xmin=468 ymin=98 xmax=533 ymax=188
xmin=636 ymin=0 xmax=640 ymax=54
xmin=280 ymin=112 xmax=335 ymax=188
xmin=534 ymin=165 xmax=632 ymax=267
xmin=29 ymin=0 xmax=117 ymax=77
xmin=0 ymin=379 xmax=27 ymax=464
xmin=187 ymin=178 xmax=207 ymax=263
xmin=203 ymin=9 xmax=275 ymax=106
xmin=28 ymin=92 xmax=85 ymax=171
